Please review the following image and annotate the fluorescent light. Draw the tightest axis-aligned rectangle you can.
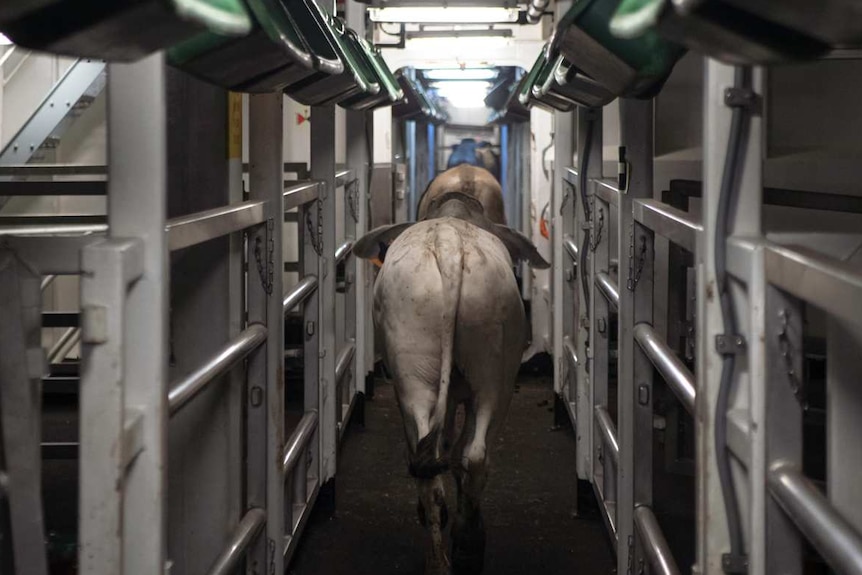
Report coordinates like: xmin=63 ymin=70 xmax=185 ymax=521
xmin=369 ymin=7 xmax=518 ymax=24
xmin=407 ymin=35 xmax=509 ymax=53
xmin=0 ymin=34 xmax=13 ymax=46
xmin=424 ymin=68 xmax=498 ymax=81
xmin=432 ymin=80 xmax=491 ymax=108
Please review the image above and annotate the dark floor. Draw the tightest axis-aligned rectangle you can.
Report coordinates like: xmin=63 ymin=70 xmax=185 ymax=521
xmin=288 ymin=374 xmax=616 ymax=575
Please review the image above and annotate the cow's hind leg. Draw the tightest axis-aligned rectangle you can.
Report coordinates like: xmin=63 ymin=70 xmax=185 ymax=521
xmin=451 ymin=401 xmax=491 ymax=575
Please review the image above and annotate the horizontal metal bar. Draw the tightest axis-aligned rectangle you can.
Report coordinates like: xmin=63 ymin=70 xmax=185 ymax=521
xmin=283 ymin=181 xmax=321 ymax=211
xmin=563 ymin=167 xmax=578 ymax=186
xmin=595 ymin=272 xmax=620 ymax=307
xmin=42 ymin=312 xmax=79 ymax=328
xmin=282 ymin=411 xmax=319 ymax=475
xmin=41 ymin=275 xmax=56 ymax=291
xmin=336 ymin=343 xmax=356 ymax=384
xmin=765 ymin=244 xmax=862 ymax=328
xmin=634 ymin=505 xmax=681 ymax=575
xmin=633 ymin=323 xmax=696 ymax=415
xmin=283 ymin=275 xmax=319 ymax=315
xmin=0 ymin=165 xmax=107 ymax=176
xmin=335 ymin=169 xmax=355 ymax=189
xmin=242 ymin=162 xmax=309 ymax=178
xmin=205 ymin=508 xmax=266 ymax=575
xmin=563 ymin=234 xmax=578 ymax=262
xmin=594 ymin=179 xmax=620 ymax=207
xmin=166 ymin=201 xmax=266 ymax=251
xmin=42 ymin=442 xmax=78 ymax=460
xmin=769 ymin=461 xmax=862 ymax=575
xmin=0 ymin=223 xmax=107 ymax=237
xmin=594 ymin=406 xmax=619 ymax=468
xmin=168 ymin=324 xmax=267 ymax=416
xmin=563 ymin=335 xmax=578 ymax=368
xmin=0 ymin=180 xmax=107 ymax=196
xmin=632 ymin=199 xmax=702 ymax=253
xmin=0 ymin=214 xmax=106 ymax=228
xmin=335 ymin=241 xmax=353 ymax=266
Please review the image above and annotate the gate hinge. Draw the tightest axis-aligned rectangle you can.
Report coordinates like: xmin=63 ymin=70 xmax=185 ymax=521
xmin=724 ymin=87 xmax=762 ymax=114
xmin=715 ymin=334 xmax=746 ymax=355
xmin=721 ymin=553 xmax=748 ymax=574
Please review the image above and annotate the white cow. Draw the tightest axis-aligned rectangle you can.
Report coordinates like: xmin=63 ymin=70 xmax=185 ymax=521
xmin=354 ymin=191 xmax=549 ymax=575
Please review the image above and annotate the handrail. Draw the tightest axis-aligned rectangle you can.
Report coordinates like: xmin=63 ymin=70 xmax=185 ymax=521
xmin=0 ymin=223 xmax=107 ymax=237
xmin=765 ymin=243 xmax=862 ymax=330
xmin=336 ymin=343 xmax=356 ymax=384
xmin=563 ymin=167 xmax=579 ymax=186
xmin=632 ymin=198 xmax=702 ymax=254
xmin=204 ymin=508 xmax=266 ymax=575
xmin=283 ymin=181 xmax=321 ymax=212
xmin=168 ymin=324 xmax=267 ymax=416
xmin=282 ymin=411 xmax=319 ymax=475
xmin=633 ymin=323 xmax=696 ymax=415
xmin=48 ymin=327 xmax=81 ymax=364
xmin=596 ymin=272 xmax=620 ymax=307
xmin=283 ymin=275 xmax=319 ymax=315
xmin=769 ymin=461 xmax=862 ymax=575
xmin=335 ymin=169 xmax=355 ymax=189
xmin=166 ymin=200 xmax=266 ymax=251
xmin=563 ymin=234 xmax=578 ymax=263
xmin=335 ymin=241 xmax=353 ymax=266
xmin=595 ymin=406 xmax=620 ymax=468
xmin=634 ymin=505 xmax=681 ymax=575
xmin=594 ymin=179 xmax=621 ymax=207
xmin=563 ymin=335 xmax=578 ymax=368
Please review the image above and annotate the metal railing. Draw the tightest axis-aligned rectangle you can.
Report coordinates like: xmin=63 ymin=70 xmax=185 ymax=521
xmin=205 ymin=508 xmax=266 ymax=575
xmin=633 ymin=323 xmax=696 ymax=415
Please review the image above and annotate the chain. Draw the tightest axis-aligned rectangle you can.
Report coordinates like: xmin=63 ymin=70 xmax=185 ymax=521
xmin=777 ymin=308 xmax=807 ymax=409
xmin=306 ymin=199 xmax=323 ymax=257
xmin=626 ymin=535 xmax=634 ymax=575
xmin=268 ymin=538 xmax=276 ymax=575
xmin=590 ymin=206 xmax=604 ymax=252
xmin=253 ymin=219 xmax=275 ymax=295
xmin=626 ymin=225 xmax=647 ymax=291
xmin=346 ymin=179 xmax=359 ymax=223
xmin=560 ymin=180 xmax=573 ymax=215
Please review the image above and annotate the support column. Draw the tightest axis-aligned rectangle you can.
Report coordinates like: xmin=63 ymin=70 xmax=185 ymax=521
xmin=247 ymin=92 xmax=285 ymax=575
xmin=312 ymin=104 xmax=337 ymax=483
xmin=552 ymin=101 xmax=574 ymax=402
xmin=616 ymin=97 xmax=653 ymax=575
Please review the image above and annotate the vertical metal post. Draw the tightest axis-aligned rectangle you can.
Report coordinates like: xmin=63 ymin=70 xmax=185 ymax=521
xmin=80 ymin=53 xmax=168 ymax=575
xmin=312 ymin=104 xmax=337 ymax=482
xmin=0 ymin=251 xmax=48 ymax=575
xmin=345 ymin=0 xmax=371 ymax=398
xmin=762 ymin=284 xmax=803 ymax=574
xmin=247 ymin=92 xmax=285 ymax=575
xmin=578 ymin=107 xmax=602 ymax=482
xmin=616 ymin=97 xmax=653 ymax=575
xmin=698 ymin=62 xmax=764 ymax=575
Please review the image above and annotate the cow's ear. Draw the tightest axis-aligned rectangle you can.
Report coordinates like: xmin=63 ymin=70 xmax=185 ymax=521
xmin=353 ymin=223 xmax=413 ymax=260
xmin=491 ymin=225 xmax=551 ymax=269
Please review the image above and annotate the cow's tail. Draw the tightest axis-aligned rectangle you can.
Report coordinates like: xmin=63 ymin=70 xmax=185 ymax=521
xmin=409 ymin=227 xmax=463 ymax=480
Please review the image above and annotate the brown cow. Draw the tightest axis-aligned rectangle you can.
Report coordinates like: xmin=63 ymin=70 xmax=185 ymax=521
xmin=417 ymin=165 xmax=506 ymax=225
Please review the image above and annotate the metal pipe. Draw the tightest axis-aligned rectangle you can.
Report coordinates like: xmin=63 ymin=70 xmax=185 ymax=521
xmin=48 ymin=327 xmax=81 ymax=364
xmin=563 ymin=234 xmax=578 ymax=263
xmin=283 ymin=275 xmax=319 ymax=315
xmin=769 ymin=461 xmax=862 ymax=575
xmin=633 ymin=323 xmax=696 ymax=415
xmin=41 ymin=275 xmax=56 ymax=291
xmin=596 ymin=272 xmax=620 ymax=307
xmin=282 ymin=411 xmax=319 ymax=475
xmin=0 ymin=223 xmax=107 ymax=237
xmin=336 ymin=343 xmax=356 ymax=384
xmin=168 ymin=324 xmax=267 ymax=415
xmin=563 ymin=335 xmax=578 ymax=368
xmin=595 ymin=406 xmax=620 ymax=468
xmin=526 ymin=0 xmax=550 ymax=23
xmin=634 ymin=505 xmax=682 ymax=575
xmin=335 ymin=241 xmax=353 ymax=266
xmin=204 ymin=507 xmax=266 ymax=575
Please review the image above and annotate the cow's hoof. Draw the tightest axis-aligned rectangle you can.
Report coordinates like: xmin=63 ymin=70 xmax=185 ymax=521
xmin=451 ymin=514 xmax=485 ymax=575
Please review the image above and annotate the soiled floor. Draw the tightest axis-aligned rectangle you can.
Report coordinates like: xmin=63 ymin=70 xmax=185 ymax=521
xmin=289 ymin=373 xmax=616 ymax=575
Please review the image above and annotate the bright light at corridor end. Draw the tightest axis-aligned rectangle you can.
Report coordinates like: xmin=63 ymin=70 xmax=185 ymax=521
xmin=368 ymin=6 xmax=518 ymax=24
xmin=433 ymin=80 xmax=491 ymax=108
xmin=424 ymin=68 xmax=497 ymax=81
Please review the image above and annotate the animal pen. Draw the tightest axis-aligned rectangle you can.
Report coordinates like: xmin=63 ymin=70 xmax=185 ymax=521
xmin=2 ymin=1 xmax=862 ymax=575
